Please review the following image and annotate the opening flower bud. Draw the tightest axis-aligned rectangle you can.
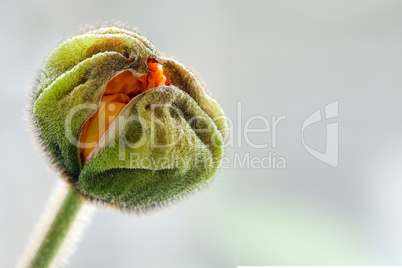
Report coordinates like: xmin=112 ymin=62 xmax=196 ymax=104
xmin=30 ymin=26 xmax=227 ymax=212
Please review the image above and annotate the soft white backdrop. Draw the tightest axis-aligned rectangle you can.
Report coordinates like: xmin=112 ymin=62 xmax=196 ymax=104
xmin=1 ymin=0 xmax=402 ymax=267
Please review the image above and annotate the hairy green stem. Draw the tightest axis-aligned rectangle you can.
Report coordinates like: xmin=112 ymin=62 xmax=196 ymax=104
xmin=29 ymin=188 xmax=84 ymax=268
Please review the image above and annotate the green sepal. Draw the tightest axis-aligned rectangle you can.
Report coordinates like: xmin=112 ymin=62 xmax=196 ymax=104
xmin=78 ymin=87 xmax=224 ymax=210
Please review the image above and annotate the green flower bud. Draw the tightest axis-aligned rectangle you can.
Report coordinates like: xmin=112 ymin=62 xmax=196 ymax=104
xmin=30 ymin=26 xmax=227 ymax=212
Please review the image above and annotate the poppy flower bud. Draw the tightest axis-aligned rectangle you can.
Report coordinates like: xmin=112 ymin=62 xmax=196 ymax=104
xmin=29 ymin=26 xmax=227 ymax=211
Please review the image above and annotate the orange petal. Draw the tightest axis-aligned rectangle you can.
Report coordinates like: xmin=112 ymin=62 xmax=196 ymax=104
xmin=80 ymin=61 xmax=169 ymax=162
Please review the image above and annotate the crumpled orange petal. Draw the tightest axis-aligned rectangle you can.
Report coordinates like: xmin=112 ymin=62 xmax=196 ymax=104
xmin=80 ymin=61 xmax=169 ymax=162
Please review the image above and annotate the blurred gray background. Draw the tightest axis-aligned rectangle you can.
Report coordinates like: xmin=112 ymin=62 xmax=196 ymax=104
xmin=2 ymin=0 xmax=402 ymax=267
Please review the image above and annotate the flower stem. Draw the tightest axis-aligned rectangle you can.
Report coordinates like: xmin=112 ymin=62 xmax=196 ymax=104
xmin=27 ymin=187 xmax=84 ymax=268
